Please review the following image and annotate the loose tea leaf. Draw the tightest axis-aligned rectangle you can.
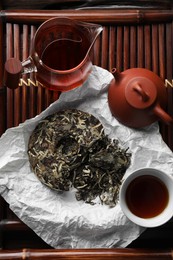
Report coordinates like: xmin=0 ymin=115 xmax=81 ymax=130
xmin=73 ymin=136 xmax=131 ymax=207
xmin=28 ymin=109 xmax=131 ymax=207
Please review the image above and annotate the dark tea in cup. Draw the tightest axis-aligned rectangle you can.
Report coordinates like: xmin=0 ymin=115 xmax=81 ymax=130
xmin=125 ymin=175 xmax=169 ymax=218
xmin=119 ymin=168 xmax=173 ymax=227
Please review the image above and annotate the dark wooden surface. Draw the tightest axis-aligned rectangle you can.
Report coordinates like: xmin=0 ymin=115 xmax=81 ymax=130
xmin=1 ymin=0 xmax=173 ymax=10
xmin=0 ymin=7 xmax=173 ymax=259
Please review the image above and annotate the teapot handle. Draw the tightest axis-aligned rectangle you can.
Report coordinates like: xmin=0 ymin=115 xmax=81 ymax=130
xmin=133 ymin=83 xmax=149 ymax=102
xmin=153 ymin=104 xmax=173 ymax=125
xmin=4 ymin=58 xmax=23 ymax=89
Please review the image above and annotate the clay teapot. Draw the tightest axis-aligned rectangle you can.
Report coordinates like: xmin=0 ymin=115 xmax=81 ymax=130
xmin=108 ymin=68 xmax=173 ymax=128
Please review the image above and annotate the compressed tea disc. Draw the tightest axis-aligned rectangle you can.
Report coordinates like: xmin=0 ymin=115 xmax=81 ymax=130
xmin=28 ymin=109 xmax=105 ymax=191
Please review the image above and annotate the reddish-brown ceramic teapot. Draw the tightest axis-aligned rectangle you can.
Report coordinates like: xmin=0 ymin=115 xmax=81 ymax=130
xmin=108 ymin=68 xmax=173 ymax=128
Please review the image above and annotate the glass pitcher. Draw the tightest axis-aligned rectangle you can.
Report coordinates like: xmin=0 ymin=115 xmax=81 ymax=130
xmin=4 ymin=17 xmax=103 ymax=91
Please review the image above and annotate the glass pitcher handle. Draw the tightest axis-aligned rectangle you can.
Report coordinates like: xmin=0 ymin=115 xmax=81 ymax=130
xmin=4 ymin=57 xmax=37 ymax=89
xmin=4 ymin=58 xmax=23 ymax=89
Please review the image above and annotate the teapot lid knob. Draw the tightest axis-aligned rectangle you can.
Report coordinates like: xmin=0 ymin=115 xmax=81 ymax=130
xmin=125 ymin=77 xmax=157 ymax=109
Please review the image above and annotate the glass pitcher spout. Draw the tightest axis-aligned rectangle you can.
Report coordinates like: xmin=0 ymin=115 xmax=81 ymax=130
xmin=74 ymin=19 xmax=103 ymax=58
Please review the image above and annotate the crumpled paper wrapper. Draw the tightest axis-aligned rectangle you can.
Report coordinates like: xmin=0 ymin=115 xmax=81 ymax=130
xmin=0 ymin=65 xmax=173 ymax=249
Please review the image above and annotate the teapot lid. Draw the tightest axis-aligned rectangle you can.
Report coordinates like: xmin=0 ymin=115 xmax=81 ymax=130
xmin=125 ymin=77 xmax=157 ymax=109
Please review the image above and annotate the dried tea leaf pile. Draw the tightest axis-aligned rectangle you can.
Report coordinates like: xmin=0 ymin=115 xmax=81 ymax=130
xmin=28 ymin=109 xmax=131 ymax=207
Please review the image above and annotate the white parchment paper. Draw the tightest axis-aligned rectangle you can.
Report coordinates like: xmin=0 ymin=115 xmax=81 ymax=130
xmin=0 ymin=65 xmax=173 ymax=248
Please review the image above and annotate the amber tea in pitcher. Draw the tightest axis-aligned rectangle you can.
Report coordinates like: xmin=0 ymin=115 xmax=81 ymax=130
xmin=41 ymin=38 xmax=90 ymax=71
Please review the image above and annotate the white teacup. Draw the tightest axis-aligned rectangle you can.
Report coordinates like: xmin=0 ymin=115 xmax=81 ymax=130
xmin=119 ymin=168 xmax=173 ymax=227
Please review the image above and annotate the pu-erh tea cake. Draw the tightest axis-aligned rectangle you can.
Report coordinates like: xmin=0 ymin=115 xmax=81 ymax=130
xmin=28 ymin=109 xmax=131 ymax=207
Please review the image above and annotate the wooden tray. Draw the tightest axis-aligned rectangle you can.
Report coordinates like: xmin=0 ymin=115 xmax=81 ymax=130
xmin=0 ymin=9 xmax=173 ymax=259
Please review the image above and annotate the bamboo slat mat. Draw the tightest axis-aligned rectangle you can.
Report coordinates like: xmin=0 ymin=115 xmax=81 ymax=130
xmin=0 ymin=248 xmax=173 ymax=260
xmin=0 ymin=9 xmax=173 ymax=256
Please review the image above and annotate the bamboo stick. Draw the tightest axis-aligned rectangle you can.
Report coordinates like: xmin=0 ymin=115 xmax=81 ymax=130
xmin=158 ymin=23 xmax=167 ymax=143
xmin=21 ymin=24 xmax=29 ymax=123
xmin=1 ymin=10 xmax=173 ymax=25
xmin=6 ymin=23 xmax=14 ymax=129
xmin=45 ymin=88 xmax=52 ymax=109
xmin=101 ymin=26 xmax=109 ymax=69
xmin=93 ymin=33 xmax=101 ymax=66
xmin=0 ymin=220 xmax=27 ymax=231
xmin=0 ymin=14 xmax=5 ymax=136
xmin=29 ymin=25 xmax=37 ymax=119
xmin=108 ymin=26 xmax=116 ymax=71
xmin=158 ymin=24 xmax=166 ymax=80
xmin=123 ymin=25 xmax=130 ymax=70
xmin=130 ymin=25 xmax=137 ymax=68
xmin=116 ymin=26 xmax=123 ymax=72
xmin=0 ymin=248 xmax=172 ymax=260
xmin=166 ymin=21 xmax=173 ymax=151
xmin=37 ymin=83 xmax=44 ymax=115
xmin=137 ymin=25 xmax=144 ymax=68
xmin=144 ymin=25 xmax=151 ymax=70
xmin=52 ymin=90 xmax=60 ymax=103
xmin=151 ymin=24 xmax=159 ymax=74
xmin=13 ymin=23 xmax=21 ymax=127
xmin=0 ymin=198 xmax=6 ymax=249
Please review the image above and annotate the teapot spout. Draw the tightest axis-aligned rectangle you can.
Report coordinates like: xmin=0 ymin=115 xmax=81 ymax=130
xmin=153 ymin=105 xmax=173 ymax=125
